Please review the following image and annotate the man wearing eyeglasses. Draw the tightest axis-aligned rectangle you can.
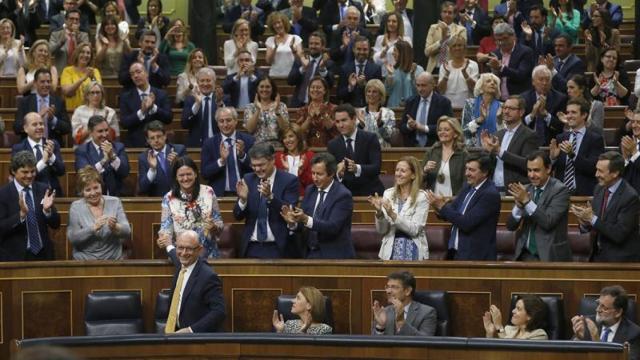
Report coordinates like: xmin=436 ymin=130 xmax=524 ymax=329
xmin=571 ymin=285 xmax=640 ymax=360
xmin=48 ymin=9 xmax=89 ymax=73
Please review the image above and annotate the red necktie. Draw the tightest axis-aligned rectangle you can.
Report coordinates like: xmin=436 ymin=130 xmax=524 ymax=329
xmin=599 ymin=189 xmax=610 ymax=217
xmin=67 ymin=32 xmax=75 ymax=65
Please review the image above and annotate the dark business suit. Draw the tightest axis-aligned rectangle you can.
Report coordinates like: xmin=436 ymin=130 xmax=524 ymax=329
xmin=494 ymin=124 xmax=540 ymax=187
xmin=491 ymin=44 xmax=535 ymax=98
xmin=74 ymin=141 xmax=131 ymax=196
xmin=588 ymin=179 xmax=640 ymax=262
xmin=583 ymin=316 xmax=640 ymax=360
xmin=438 ymin=180 xmax=501 ymax=260
xmin=493 ymin=3 xmax=527 ymax=38
xmin=287 ymin=56 xmax=335 ymax=108
xmin=506 ymin=177 xmax=573 ymax=261
xmin=119 ymin=86 xmax=173 ymax=147
xmin=137 ymin=144 xmax=186 ymax=196
xmin=167 ymin=249 xmax=226 ymax=333
xmin=222 ymin=72 xmax=262 ymax=109
xmin=118 ymin=50 xmax=171 ymax=89
xmin=521 ymin=88 xmax=568 ymax=145
xmin=624 ymin=150 xmax=640 ymax=195
xmin=582 ymin=2 xmax=623 ymax=28
xmin=551 ymin=54 xmax=586 ymax=93
xmin=37 ymin=0 xmax=62 ymax=23
xmin=400 ymin=93 xmax=453 ymax=147
xmin=328 ymin=25 xmax=370 ymax=66
xmin=336 ymin=60 xmax=381 ymax=108
xmin=552 ymin=129 xmax=604 ymax=196
xmin=319 ymin=0 xmax=364 ymax=36
xmin=519 ymin=26 xmax=559 ymax=58
xmin=9 ymin=0 xmax=41 ymax=46
xmin=15 ymin=94 xmax=71 ymax=146
xmin=280 ymin=6 xmax=318 ymax=46
xmin=11 ymin=138 xmax=65 ymax=196
xmin=458 ymin=6 xmax=490 ymax=45
xmin=222 ymin=5 xmax=265 ymax=38
xmin=327 ymin=130 xmax=384 ymax=196
xmin=233 ymin=170 xmax=299 ymax=258
xmin=201 ymin=132 xmax=255 ymax=196
xmin=181 ymin=94 xmax=220 ymax=147
xmin=378 ymin=301 xmax=437 ymax=336
xmin=297 ymin=181 xmax=355 ymax=258
xmin=0 ymin=181 xmax=60 ymax=261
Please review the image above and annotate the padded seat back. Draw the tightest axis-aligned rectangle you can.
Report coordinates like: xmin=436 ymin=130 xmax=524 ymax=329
xmin=352 ymin=224 xmax=382 ymax=259
xmin=496 ymin=227 xmax=516 ymax=261
xmin=579 ymin=296 xmax=637 ymax=323
xmin=426 ymin=226 xmax=450 ymax=260
xmin=218 ymin=224 xmax=239 ymax=258
xmin=154 ymin=289 xmax=172 ymax=333
xmin=413 ymin=290 xmax=450 ymax=336
xmin=510 ymin=294 xmax=564 ymax=340
xmin=568 ymin=228 xmax=592 ymax=262
xmin=84 ymin=291 xmax=143 ymax=336
xmin=275 ymin=295 xmax=334 ymax=330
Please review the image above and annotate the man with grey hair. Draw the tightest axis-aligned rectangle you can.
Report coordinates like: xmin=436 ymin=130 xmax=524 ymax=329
xmin=202 ymin=107 xmax=255 ymax=196
xmin=521 ymin=64 xmax=567 ymax=145
xmin=488 ymin=23 xmax=534 ymax=100
xmin=182 ymin=67 xmax=225 ymax=146
xmin=0 ymin=151 xmax=60 ymax=261
xmin=233 ymin=143 xmax=299 ymax=258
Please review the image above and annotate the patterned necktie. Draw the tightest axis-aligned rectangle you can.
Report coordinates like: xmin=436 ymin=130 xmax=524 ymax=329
xmin=299 ymin=58 xmax=316 ymax=105
xmin=416 ymin=98 xmax=429 ymax=146
xmin=438 ymin=32 xmax=450 ymax=66
xmin=23 ymin=187 xmax=43 ymax=255
xmin=165 ymin=268 xmax=187 ymax=333
xmin=557 ymin=59 xmax=565 ymax=72
xmin=600 ymin=327 xmax=611 ymax=342
xmin=448 ymin=187 xmax=476 ymax=250
xmin=256 ymin=191 xmax=268 ymax=241
xmin=203 ymin=97 xmax=212 ymax=138
xmin=34 ymin=144 xmax=43 ymax=161
xmin=226 ymin=138 xmax=238 ymax=192
xmin=563 ymin=132 xmax=577 ymax=191
xmin=357 ymin=63 xmax=364 ymax=76
xmin=313 ymin=190 xmax=325 ymax=216
xmin=308 ymin=189 xmax=326 ymax=250
xmin=527 ymin=187 xmax=543 ymax=255
xmin=67 ymin=33 xmax=75 ymax=65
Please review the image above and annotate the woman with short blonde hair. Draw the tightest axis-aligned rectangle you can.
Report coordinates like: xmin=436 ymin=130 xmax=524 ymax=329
xmin=357 ymin=79 xmax=396 ymax=147
xmin=0 ymin=18 xmax=25 ymax=76
xmin=272 ymin=286 xmax=332 ymax=334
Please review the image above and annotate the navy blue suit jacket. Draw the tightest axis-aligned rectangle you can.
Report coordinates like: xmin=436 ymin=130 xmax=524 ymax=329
xmin=298 ymin=181 xmax=355 ymax=259
xmin=519 ymin=26 xmax=559 ymax=58
xmin=552 ymin=129 xmax=604 ymax=196
xmin=491 ymin=44 xmax=535 ymax=98
xmin=328 ymin=25 xmax=371 ymax=65
xmin=400 ymin=93 xmax=453 ymax=147
xmin=119 ymin=86 xmax=173 ymax=147
xmin=181 ymin=95 xmax=219 ymax=147
xmin=15 ymin=94 xmax=71 ymax=145
xmin=327 ymin=130 xmax=384 ymax=196
xmin=222 ymin=72 xmax=262 ymax=109
xmin=222 ymin=5 xmax=265 ymax=38
xmin=0 ymin=181 xmax=60 ymax=261
xmin=232 ymin=170 xmax=299 ymax=258
xmin=74 ymin=141 xmax=131 ymax=196
xmin=551 ymin=54 xmax=586 ymax=93
xmin=287 ymin=57 xmax=335 ymax=108
xmin=438 ymin=180 xmax=501 ymax=260
xmin=11 ymin=139 xmax=65 ymax=195
xmin=118 ymin=50 xmax=171 ymax=89
xmin=137 ymin=143 xmax=186 ymax=196
xmin=201 ymin=132 xmax=255 ymax=196
xmin=167 ymin=249 xmax=226 ymax=332
xmin=336 ymin=60 xmax=382 ymax=108
xmin=319 ymin=0 xmax=364 ymax=36
xmin=582 ymin=2 xmax=623 ymax=28
xmin=521 ymin=88 xmax=568 ymax=145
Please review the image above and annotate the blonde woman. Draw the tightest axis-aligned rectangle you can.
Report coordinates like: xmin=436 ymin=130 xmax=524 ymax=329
xmin=461 ymin=73 xmax=503 ymax=147
xmin=422 ymin=116 xmax=468 ymax=196
xmin=61 ymin=42 xmax=103 ymax=111
xmin=265 ymin=12 xmax=303 ymax=77
xmin=176 ymin=48 xmax=208 ymax=104
xmin=224 ymin=19 xmax=258 ymax=75
xmin=272 ymin=287 xmax=333 ymax=334
xmin=95 ymin=15 xmax=131 ymax=77
xmin=356 ymin=79 xmax=396 ymax=148
xmin=437 ymin=35 xmax=479 ymax=108
xmin=16 ymin=40 xmax=58 ymax=94
xmin=369 ymin=156 xmax=429 ymax=260
xmin=0 ymin=19 xmax=25 ymax=76
xmin=71 ymin=82 xmax=119 ymax=145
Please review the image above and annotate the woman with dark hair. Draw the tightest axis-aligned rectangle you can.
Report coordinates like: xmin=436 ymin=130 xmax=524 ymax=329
xmin=422 ymin=116 xmax=468 ymax=196
xmin=135 ymin=0 xmax=170 ymax=42
xmin=483 ymin=294 xmax=549 ymax=340
xmin=584 ymin=8 xmax=620 ymax=72
xmin=159 ymin=156 xmax=224 ymax=258
xmin=372 ymin=12 xmax=412 ymax=68
xmin=95 ymin=15 xmax=131 ymax=77
xmin=591 ymin=48 xmax=629 ymax=106
xmin=385 ymin=39 xmax=424 ymax=108
xmin=96 ymin=2 xmax=130 ymax=43
xmin=176 ymin=48 xmax=208 ymax=104
xmin=244 ymin=76 xmax=290 ymax=147
xmin=547 ymin=0 xmax=581 ymax=43
xmin=274 ymin=125 xmax=314 ymax=196
xmin=61 ymin=42 xmax=102 ymax=111
xmin=296 ymin=76 xmax=338 ymax=147
xmin=272 ymin=286 xmax=333 ymax=334
xmin=160 ymin=18 xmax=196 ymax=76
xmin=561 ymin=74 xmax=604 ymax=131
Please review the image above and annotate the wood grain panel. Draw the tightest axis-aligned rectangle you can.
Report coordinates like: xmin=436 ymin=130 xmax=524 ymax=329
xmin=21 ymin=291 xmax=72 ymax=338
xmin=231 ymin=288 xmax=283 ymax=332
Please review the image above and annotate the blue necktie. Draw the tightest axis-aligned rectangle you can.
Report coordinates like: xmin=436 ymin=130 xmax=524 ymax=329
xmin=308 ymin=189 xmax=326 ymax=250
xmin=448 ymin=187 xmax=476 ymax=250
xmin=345 ymin=138 xmax=354 ymax=159
xmin=34 ymin=144 xmax=43 ymax=161
xmin=23 ymin=187 xmax=43 ymax=255
xmin=157 ymin=151 xmax=167 ymax=175
xmin=226 ymin=138 xmax=238 ymax=192
xmin=256 ymin=191 xmax=268 ymax=242
xmin=416 ymin=98 xmax=428 ymax=146
xmin=600 ymin=327 xmax=611 ymax=342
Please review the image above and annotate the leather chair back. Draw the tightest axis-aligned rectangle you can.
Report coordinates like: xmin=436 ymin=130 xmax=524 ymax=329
xmin=154 ymin=289 xmax=172 ymax=333
xmin=275 ymin=295 xmax=334 ymax=330
xmin=413 ymin=290 xmax=450 ymax=336
xmin=84 ymin=291 xmax=143 ymax=335
xmin=509 ymin=294 xmax=564 ymax=340
xmin=579 ymin=296 xmax=637 ymax=323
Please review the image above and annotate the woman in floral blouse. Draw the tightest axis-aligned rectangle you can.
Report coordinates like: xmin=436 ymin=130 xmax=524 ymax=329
xmin=159 ymin=157 xmax=224 ymax=258
xmin=356 ymin=79 xmax=396 ymax=148
xmin=244 ymin=76 xmax=290 ymax=147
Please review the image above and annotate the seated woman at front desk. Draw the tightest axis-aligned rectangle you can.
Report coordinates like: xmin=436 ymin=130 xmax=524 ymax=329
xmin=272 ymin=286 xmax=333 ymax=335
xmin=483 ymin=295 xmax=549 ymax=340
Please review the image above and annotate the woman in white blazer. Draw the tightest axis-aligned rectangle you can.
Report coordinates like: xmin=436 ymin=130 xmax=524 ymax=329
xmin=369 ymin=156 xmax=429 ymax=260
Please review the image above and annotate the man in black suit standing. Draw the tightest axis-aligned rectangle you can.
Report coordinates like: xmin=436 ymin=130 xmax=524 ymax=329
xmin=15 ymin=68 xmax=70 ymax=146
xmin=521 ymin=65 xmax=567 ymax=145
xmin=137 ymin=121 xmax=186 ymax=196
xmin=518 ymin=5 xmax=558 ymax=59
xmin=550 ymin=98 xmax=604 ymax=196
xmin=222 ymin=0 xmax=265 ymax=39
xmin=458 ymin=0 xmax=489 ymax=45
xmin=0 ymin=151 xmax=60 ymax=261
xmin=328 ymin=5 xmax=369 ymax=67
xmin=572 ymin=285 xmax=640 ymax=360
xmin=288 ymin=31 xmax=334 ymax=108
xmin=182 ymin=67 xmax=225 ymax=147
xmin=327 ymin=103 xmax=384 ymax=196
xmin=222 ymin=50 xmax=262 ymax=109
xmin=400 ymin=72 xmax=453 ymax=147
xmin=336 ymin=36 xmax=381 ymax=108
xmin=280 ymin=0 xmax=318 ymax=46
xmin=571 ymin=152 xmax=640 ymax=262
xmin=320 ymin=0 xmax=364 ymax=39
xmin=542 ymin=34 xmax=585 ymax=94
xmin=118 ymin=30 xmax=171 ymax=89
xmin=487 ymin=23 xmax=534 ymax=100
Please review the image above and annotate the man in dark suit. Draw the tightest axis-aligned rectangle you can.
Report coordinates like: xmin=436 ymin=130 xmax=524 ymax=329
xmin=550 ymin=98 xmax=604 ymax=196
xmin=222 ymin=0 xmax=265 ymax=38
xmin=320 ymin=0 xmax=364 ymax=39
xmin=481 ymin=95 xmax=539 ymax=190
xmin=458 ymin=0 xmax=490 ymax=45
xmin=38 ymin=0 xmax=62 ymax=24
xmin=0 ymin=151 xmax=60 ymax=261
xmin=488 ymin=23 xmax=535 ymax=100
xmin=48 ymin=0 xmax=89 ymax=33
xmin=621 ymin=111 xmax=640 ymax=194
xmin=137 ymin=121 xmax=186 ymax=196
xmin=521 ymin=65 xmax=567 ymax=145
xmin=328 ymin=7 xmax=369 ymax=66
xmin=282 ymin=152 xmax=355 ymax=259
xmin=75 ymin=115 xmax=130 ymax=196
xmin=400 ymin=72 xmax=453 ymax=147
xmin=222 ymin=50 xmax=262 ymax=109
xmin=427 ymin=153 xmax=501 ymax=260
xmin=256 ymin=0 xmax=290 ymax=19
xmin=327 ymin=103 xmax=384 ymax=196
xmin=201 ymin=107 xmax=255 ymax=197
xmin=493 ymin=0 xmax=527 ymax=39
xmin=572 ymin=152 xmax=640 ymax=262
xmin=372 ymin=271 xmax=437 ymax=336
xmin=336 ymin=36 xmax=380 ymax=108
xmin=288 ymin=31 xmax=334 ymax=108
xmin=118 ymin=30 xmax=171 ymax=89
xmin=518 ymin=5 xmax=559 ymax=58
xmin=507 ymin=151 xmax=572 ymax=261
xmin=582 ymin=0 xmax=623 ymax=28
xmin=182 ymin=67 xmax=225 ymax=147
xmin=572 ymin=285 xmax=640 ymax=360
xmin=157 ymin=230 xmax=226 ymax=333
xmin=233 ymin=143 xmax=299 ymax=258
xmin=9 ymin=0 xmax=41 ymax=46
xmin=12 ymin=113 xmax=65 ymax=196
xmin=119 ymin=62 xmax=172 ymax=148
xmin=280 ymin=0 xmax=318 ymax=46
xmin=544 ymin=34 xmax=586 ymax=94
xmin=15 ymin=68 xmax=70 ymax=146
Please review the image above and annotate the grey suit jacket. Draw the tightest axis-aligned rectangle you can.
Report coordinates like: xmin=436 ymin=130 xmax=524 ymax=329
xmin=496 ymin=124 xmax=540 ymax=187
xmin=48 ymin=29 xmax=90 ymax=73
xmin=377 ymin=301 xmax=437 ymax=336
xmin=507 ymin=177 xmax=572 ymax=261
